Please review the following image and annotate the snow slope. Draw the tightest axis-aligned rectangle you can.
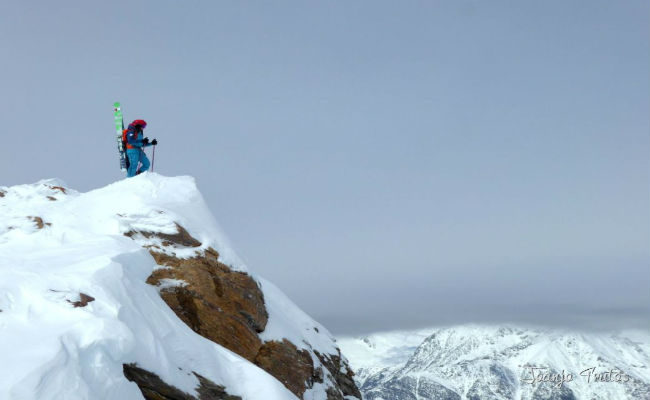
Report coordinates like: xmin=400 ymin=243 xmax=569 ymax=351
xmin=0 ymin=174 xmax=342 ymax=400
xmin=338 ymin=325 xmax=650 ymax=400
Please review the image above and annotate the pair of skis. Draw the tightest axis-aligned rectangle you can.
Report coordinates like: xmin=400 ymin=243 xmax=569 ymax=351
xmin=113 ymin=102 xmax=127 ymax=171
xmin=113 ymin=102 xmax=155 ymax=173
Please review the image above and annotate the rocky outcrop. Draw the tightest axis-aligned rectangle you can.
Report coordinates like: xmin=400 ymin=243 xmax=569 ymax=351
xmin=254 ymin=339 xmax=316 ymax=396
xmin=48 ymin=185 xmax=67 ymax=194
xmin=146 ymin=249 xmax=268 ymax=362
xmin=28 ymin=216 xmax=50 ymax=229
xmin=125 ymin=223 xmax=201 ymax=248
xmin=124 ymin=223 xmax=361 ymax=400
xmin=46 ymin=184 xmax=67 ymax=201
xmin=123 ymin=363 xmax=241 ymax=400
xmin=315 ymin=351 xmax=362 ymax=399
xmin=68 ymin=293 xmax=95 ymax=308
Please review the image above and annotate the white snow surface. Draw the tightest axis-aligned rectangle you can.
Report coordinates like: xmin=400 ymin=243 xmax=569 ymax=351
xmin=337 ymin=327 xmax=438 ymax=372
xmin=0 ymin=174 xmax=341 ymax=400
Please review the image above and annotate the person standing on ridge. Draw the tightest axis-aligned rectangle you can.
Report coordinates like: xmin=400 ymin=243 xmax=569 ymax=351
xmin=125 ymin=119 xmax=158 ymax=177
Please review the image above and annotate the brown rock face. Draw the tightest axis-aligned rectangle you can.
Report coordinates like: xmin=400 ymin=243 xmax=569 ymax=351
xmin=315 ymin=351 xmax=362 ymax=399
xmin=125 ymin=223 xmax=202 ymax=248
xmin=124 ymin=223 xmax=361 ymax=399
xmin=146 ymin=249 xmax=268 ymax=362
xmin=254 ymin=339 xmax=316 ymax=397
xmin=123 ymin=363 xmax=241 ymax=400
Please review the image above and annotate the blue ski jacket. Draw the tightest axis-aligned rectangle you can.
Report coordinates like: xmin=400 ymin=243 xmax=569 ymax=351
xmin=126 ymin=125 xmax=152 ymax=149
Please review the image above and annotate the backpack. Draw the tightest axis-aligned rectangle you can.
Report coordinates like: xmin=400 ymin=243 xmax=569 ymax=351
xmin=122 ymin=120 xmax=146 ymax=170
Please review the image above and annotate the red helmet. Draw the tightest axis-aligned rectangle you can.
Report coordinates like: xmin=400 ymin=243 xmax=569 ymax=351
xmin=131 ymin=119 xmax=147 ymax=128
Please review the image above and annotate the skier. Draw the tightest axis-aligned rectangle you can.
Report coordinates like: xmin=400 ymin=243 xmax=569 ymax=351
xmin=125 ymin=119 xmax=158 ymax=177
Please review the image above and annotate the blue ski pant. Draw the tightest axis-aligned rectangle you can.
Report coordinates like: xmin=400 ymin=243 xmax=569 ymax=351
xmin=126 ymin=148 xmax=150 ymax=177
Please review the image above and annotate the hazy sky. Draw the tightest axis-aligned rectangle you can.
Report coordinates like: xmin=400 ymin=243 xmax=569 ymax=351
xmin=1 ymin=1 xmax=648 ymax=335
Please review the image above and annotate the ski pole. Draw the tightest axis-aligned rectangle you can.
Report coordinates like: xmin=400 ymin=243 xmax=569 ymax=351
xmin=151 ymin=145 xmax=156 ymax=172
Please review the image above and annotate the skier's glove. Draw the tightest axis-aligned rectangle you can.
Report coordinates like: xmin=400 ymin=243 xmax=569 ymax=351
xmin=151 ymin=139 xmax=158 ymax=146
xmin=142 ymin=137 xmax=150 ymax=145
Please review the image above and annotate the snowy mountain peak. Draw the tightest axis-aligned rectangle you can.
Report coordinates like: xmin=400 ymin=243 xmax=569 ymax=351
xmin=0 ymin=174 xmax=361 ymax=400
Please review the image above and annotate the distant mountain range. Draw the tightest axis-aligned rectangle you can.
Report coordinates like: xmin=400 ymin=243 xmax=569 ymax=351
xmin=338 ymin=325 xmax=650 ymax=400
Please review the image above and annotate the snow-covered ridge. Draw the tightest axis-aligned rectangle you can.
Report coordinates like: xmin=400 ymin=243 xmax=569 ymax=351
xmin=0 ymin=174 xmax=355 ymax=400
xmin=338 ymin=325 xmax=650 ymax=400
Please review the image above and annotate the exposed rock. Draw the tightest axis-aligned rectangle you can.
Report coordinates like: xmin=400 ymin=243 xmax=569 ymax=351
xmin=48 ymin=185 xmax=67 ymax=194
xmin=0 ymin=190 xmax=5 ymax=197
xmin=68 ymin=293 xmax=95 ymax=308
xmin=123 ymin=363 xmax=190 ymax=400
xmin=124 ymin=222 xmax=361 ymax=399
xmin=194 ymin=372 xmax=243 ymax=400
xmin=123 ymin=363 xmax=241 ymax=400
xmin=47 ymin=196 xmax=57 ymax=201
xmin=125 ymin=223 xmax=201 ymax=248
xmin=254 ymin=339 xmax=315 ymax=397
xmin=28 ymin=216 xmax=51 ymax=229
xmin=315 ymin=350 xmax=362 ymax=399
xmin=146 ymin=249 xmax=268 ymax=362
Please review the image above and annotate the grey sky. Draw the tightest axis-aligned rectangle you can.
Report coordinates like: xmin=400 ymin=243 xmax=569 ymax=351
xmin=1 ymin=1 xmax=648 ymax=335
